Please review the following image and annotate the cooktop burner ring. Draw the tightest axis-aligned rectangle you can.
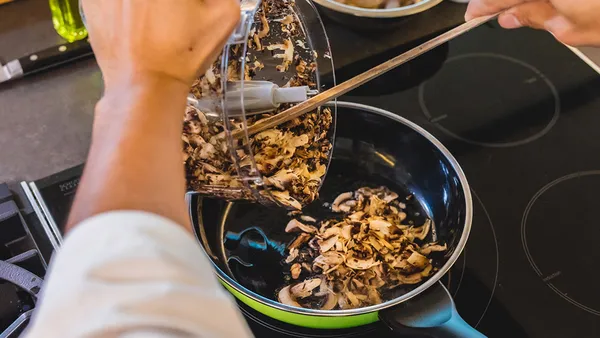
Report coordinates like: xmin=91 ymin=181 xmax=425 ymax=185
xmin=521 ymin=171 xmax=600 ymax=317
xmin=445 ymin=190 xmax=499 ymax=328
xmin=419 ymin=53 xmax=561 ymax=148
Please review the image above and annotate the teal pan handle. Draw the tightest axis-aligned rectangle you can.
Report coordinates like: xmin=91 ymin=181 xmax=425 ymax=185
xmin=379 ymin=282 xmax=487 ymax=338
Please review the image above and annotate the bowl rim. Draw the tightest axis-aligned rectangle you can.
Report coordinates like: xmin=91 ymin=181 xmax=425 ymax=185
xmin=311 ymin=0 xmax=444 ymax=18
xmin=193 ymin=101 xmax=473 ymax=317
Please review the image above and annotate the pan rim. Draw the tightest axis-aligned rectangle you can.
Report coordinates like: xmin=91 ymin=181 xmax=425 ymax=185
xmin=194 ymin=101 xmax=473 ymax=317
xmin=311 ymin=0 xmax=443 ymax=19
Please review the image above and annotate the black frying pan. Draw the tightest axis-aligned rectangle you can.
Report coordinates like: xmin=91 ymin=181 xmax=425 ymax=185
xmin=189 ymin=102 xmax=483 ymax=337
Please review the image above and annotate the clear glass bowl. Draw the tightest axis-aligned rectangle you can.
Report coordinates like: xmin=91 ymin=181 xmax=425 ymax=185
xmin=184 ymin=0 xmax=337 ymax=210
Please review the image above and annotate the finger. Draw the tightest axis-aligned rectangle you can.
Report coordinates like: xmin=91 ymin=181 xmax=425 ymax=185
xmin=465 ymin=0 xmax=533 ymax=21
xmin=497 ymin=1 xmax=558 ymax=29
xmin=544 ymin=16 xmax=600 ymax=47
xmin=498 ymin=2 xmax=600 ymax=47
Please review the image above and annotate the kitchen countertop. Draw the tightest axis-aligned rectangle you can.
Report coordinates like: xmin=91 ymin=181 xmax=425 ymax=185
xmin=1 ymin=0 xmax=599 ymax=197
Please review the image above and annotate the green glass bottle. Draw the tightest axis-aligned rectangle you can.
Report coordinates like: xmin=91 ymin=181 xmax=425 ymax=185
xmin=49 ymin=0 xmax=87 ymax=42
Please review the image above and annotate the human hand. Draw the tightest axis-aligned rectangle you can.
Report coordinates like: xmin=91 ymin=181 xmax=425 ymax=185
xmin=81 ymin=0 xmax=240 ymax=91
xmin=465 ymin=0 xmax=600 ymax=47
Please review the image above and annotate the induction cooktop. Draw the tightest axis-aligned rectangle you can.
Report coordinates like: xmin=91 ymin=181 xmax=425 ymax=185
xmin=22 ymin=21 xmax=600 ymax=338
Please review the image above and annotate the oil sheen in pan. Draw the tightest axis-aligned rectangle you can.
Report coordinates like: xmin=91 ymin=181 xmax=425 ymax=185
xmin=220 ymin=158 xmax=439 ymax=307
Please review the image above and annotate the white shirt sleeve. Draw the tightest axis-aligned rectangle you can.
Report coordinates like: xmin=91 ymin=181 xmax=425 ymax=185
xmin=23 ymin=211 xmax=254 ymax=338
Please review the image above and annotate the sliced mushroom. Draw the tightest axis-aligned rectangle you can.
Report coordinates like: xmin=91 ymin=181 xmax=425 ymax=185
xmin=272 ymin=191 xmax=303 ymax=210
xmin=382 ymin=191 xmax=399 ymax=203
xmin=338 ymin=293 xmax=350 ymax=309
xmin=285 ymin=219 xmax=318 ymax=234
xmin=352 ymin=278 xmax=365 ymax=289
xmin=285 ymin=248 xmax=299 ymax=264
xmin=367 ymin=195 xmax=386 ymax=216
xmin=290 ymin=278 xmax=321 ymax=298
xmin=407 ymin=251 xmax=430 ymax=269
xmin=367 ymin=287 xmax=383 ymax=305
xmin=266 ymin=169 xmax=298 ymax=189
xmin=398 ymin=212 xmax=407 ymax=222
xmin=348 ymin=211 xmax=365 ymax=221
xmin=332 ymin=192 xmax=353 ymax=212
xmin=346 ymin=256 xmax=380 ymax=270
xmin=314 ymin=277 xmax=329 ymax=297
xmin=321 ymin=226 xmax=342 ymax=238
xmin=410 ymin=219 xmax=432 ymax=240
xmin=321 ymin=291 xmax=337 ymax=310
xmin=369 ymin=219 xmax=392 ymax=236
xmin=257 ymin=9 xmax=270 ymax=38
xmin=300 ymin=215 xmax=317 ymax=223
xmin=301 ymin=262 xmax=312 ymax=273
xmin=291 ymin=263 xmax=302 ymax=279
xmin=354 ymin=293 xmax=368 ymax=302
xmin=288 ymin=233 xmax=311 ymax=250
xmin=204 ymin=66 xmax=217 ymax=85
xmin=341 ymin=224 xmax=353 ymax=240
xmin=338 ymin=200 xmax=357 ymax=213
xmin=368 ymin=236 xmax=383 ymax=251
xmin=395 ymin=223 xmax=409 ymax=231
xmin=278 ymin=286 xmax=301 ymax=307
xmin=419 ymin=243 xmax=448 ymax=255
xmin=397 ymin=272 xmax=424 ymax=285
xmin=318 ymin=235 xmax=339 ymax=253
xmin=421 ymin=264 xmax=433 ymax=277
xmin=391 ymin=257 xmax=412 ymax=270
xmin=346 ymin=291 xmax=361 ymax=307
xmin=313 ymin=252 xmax=345 ymax=271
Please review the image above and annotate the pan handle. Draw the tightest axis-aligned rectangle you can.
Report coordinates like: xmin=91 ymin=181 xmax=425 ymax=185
xmin=379 ymin=282 xmax=487 ymax=338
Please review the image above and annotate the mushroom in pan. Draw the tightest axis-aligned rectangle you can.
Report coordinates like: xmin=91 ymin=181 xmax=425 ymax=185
xmin=278 ymin=286 xmax=301 ymax=307
xmin=317 ymin=235 xmax=339 ymax=253
xmin=321 ymin=291 xmax=337 ymax=310
xmin=285 ymin=248 xmax=299 ymax=264
xmin=409 ymin=219 xmax=432 ymax=240
xmin=332 ymin=192 xmax=354 ymax=212
xmin=285 ymin=219 xmax=317 ymax=234
xmin=300 ymin=215 xmax=317 ymax=223
xmin=419 ymin=243 xmax=447 ymax=255
xmin=407 ymin=251 xmax=430 ymax=269
xmin=278 ymin=186 xmax=447 ymax=310
xmin=288 ymin=233 xmax=311 ymax=251
xmin=290 ymin=278 xmax=321 ymax=298
xmin=290 ymin=263 xmax=302 ymax=279
xmin=345 ymin=256 xmax=380 ymax=270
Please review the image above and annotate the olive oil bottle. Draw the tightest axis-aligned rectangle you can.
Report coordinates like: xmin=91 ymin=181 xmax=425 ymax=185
xmin=49 ymin=0 xmax=87 ymax=42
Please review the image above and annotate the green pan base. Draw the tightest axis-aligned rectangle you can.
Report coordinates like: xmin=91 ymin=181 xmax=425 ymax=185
xmin=224 ymin=283 xmax=380 ymax=329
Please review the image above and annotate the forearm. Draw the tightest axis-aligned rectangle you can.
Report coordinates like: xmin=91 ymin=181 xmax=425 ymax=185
xmin=67 ymin=77 xmax=190 ymax=232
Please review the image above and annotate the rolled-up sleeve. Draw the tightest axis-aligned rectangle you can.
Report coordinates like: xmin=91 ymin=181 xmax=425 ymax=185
xmin=24 ymin=211 xmax=253 ymax=338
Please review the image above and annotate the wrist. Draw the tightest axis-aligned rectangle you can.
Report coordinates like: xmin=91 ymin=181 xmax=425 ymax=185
xmin=94 ymin=71 xmax=190 ymax=137
xmin=102 ymin=71 xmax=190 ymax=103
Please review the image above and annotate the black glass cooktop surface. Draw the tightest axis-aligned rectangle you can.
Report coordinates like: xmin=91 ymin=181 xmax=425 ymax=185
xmin=335 ymin=22 xmax=600 ymax=338
xmin=30 ymin=22 xmax=600 ymax=338
xmin=229 ymin=21 xmax=600 ymax=338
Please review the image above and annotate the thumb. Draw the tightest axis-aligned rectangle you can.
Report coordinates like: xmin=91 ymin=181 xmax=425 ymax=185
xmin=497 ymin=1 xmax=559 ymax=30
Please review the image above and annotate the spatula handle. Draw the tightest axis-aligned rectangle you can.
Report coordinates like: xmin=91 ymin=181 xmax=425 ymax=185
xmin=233 ymin=14 xmax=498 ymax=139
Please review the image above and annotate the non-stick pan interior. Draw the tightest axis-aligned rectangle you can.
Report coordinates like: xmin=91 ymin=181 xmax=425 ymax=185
xmin=192 ymin=102 xmax=469 ymax=311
